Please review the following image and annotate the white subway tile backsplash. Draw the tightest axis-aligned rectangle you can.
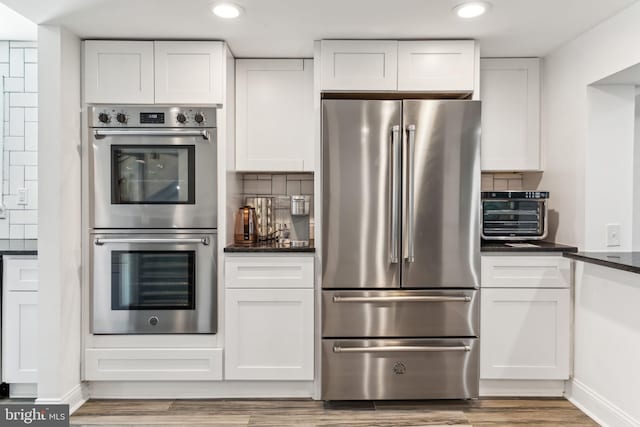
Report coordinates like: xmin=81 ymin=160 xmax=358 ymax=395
xmin=10 ymin=151 xmax=37 ymax=166
xmin=24 ymin=108 xmax=37 ymax=122
xmin=3 ymin=96 xmax=9 ymax=120
xmin=9 ymin=107 xmax=24 ymax=136
xmin=4 ymin=195 xmax=22 ymax=210
xmin=272 ymin=175 xmax=286 ymax=194
xmin=25 ymin=180 xmax=37 ymax=209
xmin=493 ymin=179 xmax=508 ymax=190
xmin=0 ymin=63 xmax=8 ymax=78
xmin=10 ymin=42 xmax=37 ymax=48
xmin=3 ymin=181 xmax=8 ymax=195
xmin=10 ymin=92 xmax=37 ymax=107
xmin=9 ymin=165 xmax=24 ymax=195
xmin=0 ymin=41 xmax=8 ymax=62
xmin=24 ymin=63 xmax=37 ymax=92
xmin=9 ymin=224 xmax=24 ymax=239
xmin=9 ymin=48 xmax=24 ymax=77
xmin=24 ymin=224 xmax=37 ymax=239
xmin=300 ymin=180 xmax=313 ymax=195
xmin=4 ymin=136 xmax=24 ymax=151
xmin=0 ymin=219 xmax=9 ymax=239
xmin=10 ymin=210 xmax=37 ymax=225
xmin=255 ymin=180 xmax=272 ymax=194
xmin=24 ymin=166 xmax=37 ymax=181
xmin=24 ymin=122 xmax=37 ymax=151
xmin=3 ymin=157 xmax=8 ymax=180
xmin=24 ymin=48 xmax=37 ymax=63
xmin=286 ymin=180 xmax=301 ymax=195
xmin=4 ymin=77 xmax=24 ymax=92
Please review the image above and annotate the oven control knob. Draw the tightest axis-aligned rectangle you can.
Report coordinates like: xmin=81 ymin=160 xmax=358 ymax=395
xmin=98 ymin=113 xmax=111 ymax=124
xmin=194 ymin=112 xmax=205 ymax=124
xmin=176 ymin=113 xmax=187 ymax=124
xmin=116 ymin=113 xmax=128 ymax=124
xmin=149 ymin=316 xmax=159 ymax=326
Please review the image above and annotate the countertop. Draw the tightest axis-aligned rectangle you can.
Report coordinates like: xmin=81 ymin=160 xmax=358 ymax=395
xmin=224 ymin=241 xmax=315 ymax=253
xmin=563 ymin=251 xmax=640 ymax=275
xmin=481 ymin=241 xmax=578 ymax=253
xmin=0 ymin=239 xmax=38 ymax=255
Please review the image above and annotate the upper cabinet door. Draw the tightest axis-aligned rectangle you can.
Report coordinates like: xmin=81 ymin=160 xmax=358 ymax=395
xmin=321 ymin=40 xmax=398 ymax=91
xmin=397 ymin=41 xmax=476 ymax=92
xmin=480 ymin=58 xmax=541 ymax=171
xmin=236 ymin=59 xmax=314 ymax=171
xmin=154 ymin=41 xmax=224 ymax=104
xmin=84 ymin=41 xmax=154 ymax=104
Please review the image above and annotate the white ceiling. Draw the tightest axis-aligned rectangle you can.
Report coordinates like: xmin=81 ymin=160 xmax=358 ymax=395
xmin=0 ymin=0 xmax=637 ymax=57
xmin=0 ymin=3 xmax=36 ymax=40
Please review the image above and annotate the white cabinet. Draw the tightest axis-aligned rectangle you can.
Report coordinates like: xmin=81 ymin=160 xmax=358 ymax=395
xmin=480 ymin=58 xmax=541 ymax=171
xmin=84 ymin=40 xmax=224 ymax=104
xmin=480 ymin=254 xmax=570 ymax=381
xmin=320 ymin=40 xmax=398 ymax=91
xmin=224 ymin=255 xmax=314 ymax=380
xmin=397 ymin=41 xmax=476 ymax=92
xmin=481 ymin=288 xmax=570 ymax=380
xmin=2 ymin=256 xmax=38 ymax=384
xmin=154 ymin=41 xmax=224 ymax=104
xmin=84 ymin=40 xmax=155 ymax=104
xmin=235 ymin=59 xmax=314 ymax=171
xmin=320 ymin=40 xmax=477 ymax=93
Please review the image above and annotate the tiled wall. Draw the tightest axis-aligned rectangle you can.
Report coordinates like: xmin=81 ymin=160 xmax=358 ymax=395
xmin=0 ymin=41 xmax=38 ymax=239
xmin=481 ymin=173 xmax=524 ymax=191
xmin=241 ymin=173 xmax=314 ymax=240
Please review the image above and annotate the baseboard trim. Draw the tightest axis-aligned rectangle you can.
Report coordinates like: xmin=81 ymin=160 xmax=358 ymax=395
xmin=88 ymin=380 xmax=316 ymax=399
xmin=9 ymin=383 xmax=37 ymax=398
xmin=36 ymin=384 xmax=88 ymax=415
xmin=479 ymin=379 xmax=566 ymax=397
xmin=566 ymin=379 xmax=640 ymax=427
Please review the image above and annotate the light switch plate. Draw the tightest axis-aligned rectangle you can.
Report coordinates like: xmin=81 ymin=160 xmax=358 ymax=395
xmin=17 ymin=188 xmax=28 ymax=205
xmin=606 ymin=223 xmax=621 ymax=247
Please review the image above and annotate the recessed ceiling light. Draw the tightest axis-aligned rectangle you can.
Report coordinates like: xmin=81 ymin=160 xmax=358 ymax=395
xmin=212 ymin=3 xmax=243 ymax=19
xmin=453 ymin=1 xmax=491 ymax=19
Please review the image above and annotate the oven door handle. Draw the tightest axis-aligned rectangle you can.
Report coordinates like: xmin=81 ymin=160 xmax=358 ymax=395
xmin=94 ymin=129 xmax=211 ymax=140
xmin=94 ymin=237 xmax=210 ymax=246
xmin=333 ymin=345 xmax=471 ymax=353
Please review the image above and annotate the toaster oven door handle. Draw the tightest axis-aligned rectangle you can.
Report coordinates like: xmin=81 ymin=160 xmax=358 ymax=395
xmin=94 ymin=129 xmax=211 ymax=140
xmin=95 ymin=237 xmax=210 ymax=246
xmin=405 ymin=124 xmax=416 ymax=263
xmin=390 ymin=125 xmax=401 ymax=264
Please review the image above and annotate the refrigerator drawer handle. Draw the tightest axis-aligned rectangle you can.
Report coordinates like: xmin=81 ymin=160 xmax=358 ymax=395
xmin=333 ymin=345 xmax=471 ymax=353
xmin=405 ymin=124 xmax=416 ymax=263
xmin=95 ymin=237 xmax=210 ymax=246
xmin=94 ymin=129 xmax=211 ymax=140
xmin=390 ymin=125 xmax=401 ymax=264
xmin=332 ymin=295 xmax=471 ymax=303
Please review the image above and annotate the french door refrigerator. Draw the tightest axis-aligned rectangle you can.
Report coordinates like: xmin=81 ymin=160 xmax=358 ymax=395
xmin=321 ymin=99 xmax=481 ymax=400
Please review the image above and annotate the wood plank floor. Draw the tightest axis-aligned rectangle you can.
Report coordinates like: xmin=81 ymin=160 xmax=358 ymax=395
xmin=71 ymin=398 xmax=599 ymax=426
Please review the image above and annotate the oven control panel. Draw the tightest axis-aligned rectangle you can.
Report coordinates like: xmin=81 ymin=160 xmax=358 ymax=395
xmin=90 ymin=106 xmax=216 ymax=128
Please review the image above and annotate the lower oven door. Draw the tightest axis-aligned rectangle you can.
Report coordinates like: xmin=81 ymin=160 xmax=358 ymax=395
xmin=91 ymin=231 xmax=217 ymax=334
xmin=322 ymin=338 xmax=479 ymax=400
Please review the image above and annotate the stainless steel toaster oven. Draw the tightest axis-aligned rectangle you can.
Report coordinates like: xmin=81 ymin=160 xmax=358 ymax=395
xmin=481 ymin=191 xmax=549 ymax=241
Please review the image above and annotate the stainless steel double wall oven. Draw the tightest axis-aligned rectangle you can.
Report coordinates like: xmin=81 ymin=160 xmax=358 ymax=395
xmin=88 ymin=105 xmax=217 ymax=334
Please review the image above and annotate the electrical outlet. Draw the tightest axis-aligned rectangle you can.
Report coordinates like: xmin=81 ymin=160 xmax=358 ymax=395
xmin=606 ymin=223 xmax=621 ymax=247
xmin=17 ymin=188 xmax=28 ymax=205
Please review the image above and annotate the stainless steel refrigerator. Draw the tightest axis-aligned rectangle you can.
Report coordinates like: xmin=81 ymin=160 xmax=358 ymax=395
xmin=321 ymin=99 xmax=481 ymax=400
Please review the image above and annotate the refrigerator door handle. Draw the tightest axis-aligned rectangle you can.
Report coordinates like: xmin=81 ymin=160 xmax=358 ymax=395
xmin=390 ymin=125 xmax=401 ymax=264
xmin=405 ymin=124 xmax=416 ymax=263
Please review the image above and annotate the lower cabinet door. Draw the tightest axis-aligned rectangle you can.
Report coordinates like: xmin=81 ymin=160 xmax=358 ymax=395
xmin=225 ymin=289 xmax=314 ymax=380
xmin=2 ymin=291 xmax=38 ymax=383
xmin=480 ymin=288 xmax=570 ymax=380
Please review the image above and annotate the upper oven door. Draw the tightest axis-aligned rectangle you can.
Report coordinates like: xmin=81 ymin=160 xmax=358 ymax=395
xmin=90 ymin=129 xmax=217 ymax=229
xmin=91 ymin=231 xmax=217 ymax=334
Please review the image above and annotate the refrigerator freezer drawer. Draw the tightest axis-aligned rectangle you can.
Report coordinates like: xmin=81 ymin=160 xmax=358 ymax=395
xmin=322 ymin=338 xmax=479 ymax=400
xmin=322 ymin=290 xmax=479 ymax=338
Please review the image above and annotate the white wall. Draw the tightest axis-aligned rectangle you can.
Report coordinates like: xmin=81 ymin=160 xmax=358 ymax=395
xmin=542 ymin=1 xmax=640 ymax=248
xmin=0 ymin=40 xmax=38 ymax=238
xmin=0 ymin=4 xmax=36 ymax=41
xmin=634 ymin=93 xmax=640 ymax=251
xmin=37 ymin=25 xmax=84 ymax=409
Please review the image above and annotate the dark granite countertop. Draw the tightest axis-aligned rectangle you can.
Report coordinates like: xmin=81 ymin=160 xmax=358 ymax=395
xmin=0 ymin=239 xmax=38 ymax=255
xmin=564 ymin=252 xmax=640 ymax=274
xmin=224 ymin=241 xmax=315 ymax=253
xmin=481 ymin=241 xmax=578 ymax=253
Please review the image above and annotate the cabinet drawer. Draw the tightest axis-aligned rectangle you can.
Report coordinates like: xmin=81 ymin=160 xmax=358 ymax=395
xmin=481 ymin=255 xmax=570 ymax=288
xmin=322 ymin=338 xmax=479 ymax=400
xmin=322 ymin=290 xmax=478 ymax=338
xmin=3 ymin=256 xmax=38 ymax=291
xmin=85 ymin=348 xmax=222 ymax=381
xmin=225 ymin=256 xmax=314 ymax=288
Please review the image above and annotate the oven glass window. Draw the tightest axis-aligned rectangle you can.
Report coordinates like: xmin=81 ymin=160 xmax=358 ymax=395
xmin=112 ymin=145 xmax=195 ymax=204
xmin=111 ymin=251 xmax=196 ymax=310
